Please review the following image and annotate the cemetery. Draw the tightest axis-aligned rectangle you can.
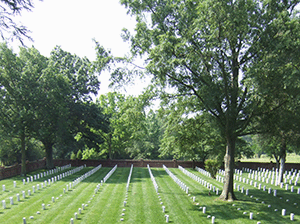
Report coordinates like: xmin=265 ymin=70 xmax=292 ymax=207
xmin=0 ymin=163 xmax=299 ymax=223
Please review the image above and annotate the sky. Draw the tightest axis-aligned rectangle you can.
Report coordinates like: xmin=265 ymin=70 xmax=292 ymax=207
xmin=12 ymin=0 xmax=149 ymax=96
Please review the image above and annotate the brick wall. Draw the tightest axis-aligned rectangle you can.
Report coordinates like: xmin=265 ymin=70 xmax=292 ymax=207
xmin=1 ymin=159 xmax=300 ymax=180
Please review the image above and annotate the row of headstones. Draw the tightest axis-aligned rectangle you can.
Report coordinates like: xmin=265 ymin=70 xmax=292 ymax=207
xmin=217 ymin=174 xmax=298 ymax=221
xmin=120 ymin=165 xmax=135 ymax=221
xmin=70 ymin=167 xmax=107 ymax=224
xmin=237 ymin=167 xmax=300 ymax=192
xmin=147 ymin=164 xmax=158 ymax=193
xmin=72 ymin=164 xmax=101 ymax=188
xmin=235 ymin=167 xmax=300 ymax=186
xmin=103 ymin=165 xmax=118 ymax=183
xmin=178 ymin=166 xmax=217 ymax=223
xmin=2 ymin=165 xmax=85 ymax=211
xmin=195 ymin=166 xmax=211 ymax=178
xmin=217 ymin=169 xmax=300 ymax=195
xmin=163 ymin=165 xmax=189 ymax=194
xmin=126 ymin=164 xmax=134 ymax=192
xmin=149 ymin=166 xmax=169 ymax=223
xmin=22 ymin=164 xmax=101 ymax=223
xmin=21 ymin=164 xmax=72 ymax=186
xmin=2 ymin=164 xmax=72 ymax=192
xmin=180 ymin=166 xmax=219 ymax=195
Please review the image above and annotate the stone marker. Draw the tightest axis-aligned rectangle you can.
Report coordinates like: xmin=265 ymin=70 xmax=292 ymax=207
xmin=22 ymin=191 xmax=25 ymax=199
xmin=2 ymin=200 xmax=6 ymax=209
xmin=290 ymin=213 xmax=294 ymax=221
xmin=212 ymin=216 xmax=215 ymax=223
xmin=74 ymin=212 xmax=78 ymax=219
xmin=165 ymin=214 xmax=169 ymax=223
xmin=70 ymin=218 xmax=74 ymax=224
xmin=42 ymin=204 xmax=45 ymax=210
xmin=23 ymin=217 xmax=26 ymax=224
xmin=2 ymin=185 xmax=5 ymax=191
xmin=14 ymin=181 xmax=16 ymax=188
xmin=10 ymin=197 xmax=13 ymax=205
xmin=78 ymin=208 xmax=81 ymax=214
xmin=17 ymin=193 xmax=20 ymax=202
xmin=52 ymin=197 xmax=55 ymax=202
xmin=162 ymin=206 xmax=165 ymax=213
xmin=203 ymin=207 xmax=206 ymax=214
xmin=250 ymin=212 xmax=253 ymax=219
xmin=28 ymin=190 xmax=31 ymax=196
xmin=282 ymin=209 xmax=286 ymax=216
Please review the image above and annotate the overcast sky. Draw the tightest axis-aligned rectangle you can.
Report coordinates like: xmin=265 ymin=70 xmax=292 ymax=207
xmin=12 ymin=0 xmax=149 ymax=96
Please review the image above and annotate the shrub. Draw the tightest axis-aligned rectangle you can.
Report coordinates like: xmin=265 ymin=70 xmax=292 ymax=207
xmin=70 ymin=152 xmax=76 ymax=160
xmin=76 ymin=150 xmax=82 ymax=160
xmin=204 ymin=159 xmax=220 ymax=179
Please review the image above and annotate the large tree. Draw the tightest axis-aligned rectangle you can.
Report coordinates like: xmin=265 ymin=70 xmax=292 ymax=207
xmin=115 ymin=0 xmax=300 ymax=200
xmin=0 ymin=43 xmax=47 ymax=175
xmin=35 ymin=46 xmax=101 ymax=169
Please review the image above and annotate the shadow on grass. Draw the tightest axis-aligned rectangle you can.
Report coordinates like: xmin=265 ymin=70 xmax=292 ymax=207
xmin=185 ymin=188 xmax=298 ymax=223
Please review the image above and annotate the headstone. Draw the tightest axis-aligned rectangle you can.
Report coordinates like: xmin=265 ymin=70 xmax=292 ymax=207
xmin=17 ymin=193 xmax=20 ymax=202
xmin=10 ymin=197 xmax=13 ymax=205
xmin=74 ymin=212 xmax=78 ymax=219
xmin=28 ymin=190 xmax=31 ymax=196
xmin=162 ymin=206 xmax=165 ymax=213
xmin=165 ymin=214 xmax=169 ymax=223
xmin=290 ymin=213 xmax=294 ymax=221
xmin=250 ymin=212 xmax=253 ymax=219
xmin=273 ymin=189 xmax=277 ymax=197
xmin=2 ymin=185 xmax=5 ymax=191
xmin=203 ymin=207 xmax=206 ymax=214
xmin=22 ymin=191 xmax=25 ymax=199
xmin=212 ymin=216 xmax=215 ymax=224
xmin=2 ymin=200 xmax=6 ymax=209
xmin=14 ymin=181 xmax=16 ymax=188
xmin=23 ymin=217 xmax=26 ymax=224
xmin=282 ymin=209 xmax=286 ymax=216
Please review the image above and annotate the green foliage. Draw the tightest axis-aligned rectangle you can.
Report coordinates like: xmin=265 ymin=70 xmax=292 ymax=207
xmin=76 ymin=149 xmax=83 ymax=160
xmin=204 ymin=159 xmax=221 ymax=179
xmin=70 ymin=152 xmax=76 ymax=160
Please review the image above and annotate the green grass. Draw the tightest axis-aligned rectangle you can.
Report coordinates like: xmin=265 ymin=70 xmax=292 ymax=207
xmin=241 ymin=153 xmax=300 ymax=163
xmin=0 ymin=165 xmax=299 ymax=223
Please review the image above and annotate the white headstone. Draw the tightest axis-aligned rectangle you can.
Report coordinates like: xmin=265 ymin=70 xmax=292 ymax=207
xmin=290 ymin=213 xmax=294 ymax=221
xmin=249 ymin=212 xmax=253 ymax=219
xmin=282 ymin=209 xmax=286 ymax=216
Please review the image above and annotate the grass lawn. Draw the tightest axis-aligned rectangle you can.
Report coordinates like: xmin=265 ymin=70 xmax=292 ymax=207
xmin=0 ymin=165 xmax=299 ymax=223
xmin=241 ymin=153 xmax=300 ymax=163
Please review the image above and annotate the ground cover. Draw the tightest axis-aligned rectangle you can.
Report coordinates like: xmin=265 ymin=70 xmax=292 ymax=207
xmin=0 ymin=165 xmax=299 ymax=223
xmin=241 ymin=153 xmax=300 ymax=163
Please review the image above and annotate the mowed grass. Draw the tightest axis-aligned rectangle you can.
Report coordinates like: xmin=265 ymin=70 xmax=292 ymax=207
xmin=0 ymin=165 xmax=299 ymax=223
xmin=241 ymin=153 xmax=300 ymax=163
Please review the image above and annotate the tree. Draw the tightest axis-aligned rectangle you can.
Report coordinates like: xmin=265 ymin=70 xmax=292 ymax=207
xmin=0 ymin=43 xmax=47 ymax=175
xmin=0 ymin=0 xmax=36 ymax=44
xmin=249 ymin=7 xmax=300 ymax=184
xmin=116 ymin=0 xmax=299 ymax=200
xmin=159 ymin=96 xmax=225 ymax=161
xmin=35 ymin=46 xmax=101 ymax=169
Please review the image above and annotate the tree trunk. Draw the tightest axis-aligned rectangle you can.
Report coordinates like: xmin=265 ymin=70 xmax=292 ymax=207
xmin=108 ymin=133 xmax=112 ymax=160
xmin=219 ymin=136 xmax=237 ymax=201
xmin=277 ymin=138 xmax=287 ymax=184
xmin=44 ymin=141 xmax=54 ymax=169
xmin=20 ymin=131 xmax=26 ymax=176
